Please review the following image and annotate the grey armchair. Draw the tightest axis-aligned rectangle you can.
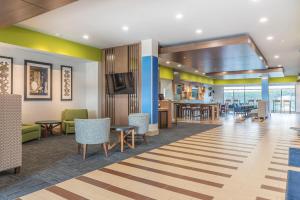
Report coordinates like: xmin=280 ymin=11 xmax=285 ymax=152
xmin=75 ymin=118 xmax=110 ymax=159
xmin=128 ymin=113 xmax=149 ymax=144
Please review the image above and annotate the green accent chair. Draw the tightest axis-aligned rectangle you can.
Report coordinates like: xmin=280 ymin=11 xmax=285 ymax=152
xmin=62 ymin=109 xmax=88 ymax=135
xmin=22 ymin=124 xmax=41 ymax=143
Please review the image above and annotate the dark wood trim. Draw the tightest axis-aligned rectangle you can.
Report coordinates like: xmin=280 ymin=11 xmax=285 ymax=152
xmin=0 ymin=56 xmax=13 ymax=94
xmin=60 ymin=65 xmax=73 ymax=101
xmin=24 ymin=60 xmax=53 ymax=101
xmin=159 ymin=34 xmax=250 ymax=54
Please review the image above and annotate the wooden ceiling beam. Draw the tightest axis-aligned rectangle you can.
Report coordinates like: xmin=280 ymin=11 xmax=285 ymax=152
xmin=0 ymin=0 xmax=77 ymax=28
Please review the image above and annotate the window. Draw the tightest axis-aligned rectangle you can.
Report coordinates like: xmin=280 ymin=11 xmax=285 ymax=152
xmin=224 ymin=86 xmax=262 ymax=104
xmin=269 ymin=85 xmax=296 ymax=112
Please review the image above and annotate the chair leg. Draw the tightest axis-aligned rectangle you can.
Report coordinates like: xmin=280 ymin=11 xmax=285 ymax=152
xmin=102 ymin=143 xmax=108 ymax=158
xmin=77 ymin=143 xmax=81 ymax=154
xmin=143 ymin=134 xmax=148 ymax=144
xmin=82 ymin=144 xmax=87 ymax=160
xmin=14 ymin=166 xmax=21 ymax=174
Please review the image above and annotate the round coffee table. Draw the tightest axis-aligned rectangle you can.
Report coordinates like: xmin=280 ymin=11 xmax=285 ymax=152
xmin=109 ymin=125 xmax=136 ymax=152
xmin=35 ymin=120 xmax=62 ymax=137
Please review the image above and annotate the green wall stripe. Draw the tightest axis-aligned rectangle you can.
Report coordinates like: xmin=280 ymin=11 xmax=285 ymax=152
xmin=158 ymin=66 xmax=297 ymax=85
xmin=0 ymin=26 xmax=101 ymax=61
xmin=159 ymin=65 xmax=174 ymax=80
xmin=213 ymin=78 xmax=261 ymax=85
xmin=180 ymin=71 xmax=214 ymax=85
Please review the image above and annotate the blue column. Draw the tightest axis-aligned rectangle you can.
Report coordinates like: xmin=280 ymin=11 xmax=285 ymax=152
xmin=261 ymin=77 xmax=269 ymax=102
xmin=141 ymin=39 xmax=159 ymax=133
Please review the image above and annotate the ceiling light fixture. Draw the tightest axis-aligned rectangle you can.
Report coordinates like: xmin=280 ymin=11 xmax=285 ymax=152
xmin=82 ymin=34 xmax=89 ymax=40
xmin=175 ymin=13 xmax=183 ymax=20
xmin=195 ymin=29 xmax=203 ymax=34
xmin=274 ymin=55 xmax=280 ymax=59
xmin=266 ymin=36 xmax=274 ymax=41
xmin=259 ymin=17 xmax=269 ymax=23
xmin=259 ymin=56 xmax=263 ymax=60
xmin=122 ymin=25 xmax=129 ymax=31
xmin=177 ymin=64 xmax=182 ymax=67
xmin=166 ymin=61 xmax=171 ymax=64
xmin=251 ymin=0 xmax=260 ymax=2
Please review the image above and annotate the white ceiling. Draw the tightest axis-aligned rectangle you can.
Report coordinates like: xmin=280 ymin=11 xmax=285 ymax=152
xmin=18 ymin=0 xmax=300 ymax=75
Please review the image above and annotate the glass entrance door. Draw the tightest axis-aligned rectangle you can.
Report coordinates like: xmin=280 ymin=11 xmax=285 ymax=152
xmin=269 ymin=85 xmax=296 ymax=113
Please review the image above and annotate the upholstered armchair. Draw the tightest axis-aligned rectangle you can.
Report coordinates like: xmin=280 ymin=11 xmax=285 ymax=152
xmin=75 ymin=118 xmax=111 ymax=159
xmin=62 ymin=109 xmax=88 ymax=135
xmin=128 ymin=113 xmax=149 ymax=144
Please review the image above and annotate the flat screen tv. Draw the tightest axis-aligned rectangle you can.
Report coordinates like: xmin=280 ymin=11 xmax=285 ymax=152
xmin=106 ymin=72 xmax=135 ymax=94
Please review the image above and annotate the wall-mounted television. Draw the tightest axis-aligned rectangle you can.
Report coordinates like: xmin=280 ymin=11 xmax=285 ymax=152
xmin=106 ymin=72 xmax=135 ymax=94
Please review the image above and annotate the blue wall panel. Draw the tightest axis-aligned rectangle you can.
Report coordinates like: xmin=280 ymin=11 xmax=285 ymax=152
xmin=141 ymin=55 xmax=158 ymax=124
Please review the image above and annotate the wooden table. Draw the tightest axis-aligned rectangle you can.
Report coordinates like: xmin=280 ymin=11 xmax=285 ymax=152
xmin=35 ymin=120 xmax=62 ymax=137
xmin=109 ymin=125 xmax=136 ymax=152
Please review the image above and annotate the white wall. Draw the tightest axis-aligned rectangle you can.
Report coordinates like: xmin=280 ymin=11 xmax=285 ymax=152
xmin=0 ymin=44 xmax=99 ymax=123
xmin=160 ymin=79 xmax=173 ymax=100
xmin=296 ymin=82 xmax=300 ymax=113
xmin=213 ymin=85 xmax=224 ymax=103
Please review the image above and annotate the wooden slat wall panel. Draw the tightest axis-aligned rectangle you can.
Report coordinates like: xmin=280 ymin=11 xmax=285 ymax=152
xmin=101 ymin=44 xmax=141 ymax=124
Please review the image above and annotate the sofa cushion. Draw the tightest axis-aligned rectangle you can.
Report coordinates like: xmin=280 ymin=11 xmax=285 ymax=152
xmin=63 ymin=109 xmax=88 ymax=121
xmin=22 ymin=124 xmax=40 ymax=134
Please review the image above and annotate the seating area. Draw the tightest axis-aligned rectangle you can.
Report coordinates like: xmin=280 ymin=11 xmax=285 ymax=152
xmin=1 ymin=1 xmax=300 ymax=200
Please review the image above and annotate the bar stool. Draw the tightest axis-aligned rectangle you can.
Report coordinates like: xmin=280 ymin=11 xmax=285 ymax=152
xmin=200 ymin=105 xmax=210 ymax=120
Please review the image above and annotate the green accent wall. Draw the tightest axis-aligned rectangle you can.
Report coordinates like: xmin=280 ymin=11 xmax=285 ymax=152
xmin=180 ymin=71 xmax=214 ymax=85
xmin=158 ymin=66 xmax=298 ymax=85
xmin=0 ymin=26 xmax=101 ymax=61
xmin=214 ymin=78 xmax=261 ymax=85
xmin=269 ymin=76 xmax=298 ymax=83
xmin=159 ymin=65 xmax=174 ymax=80
xmin=214 ymin=76 xmax=298 ymax=85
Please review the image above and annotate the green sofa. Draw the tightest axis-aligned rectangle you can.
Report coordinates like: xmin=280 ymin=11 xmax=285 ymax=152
xmin=62 ymin=109 xmax=88 ymax=135
xmin=22 ymin=124 xmax=41 ymax=143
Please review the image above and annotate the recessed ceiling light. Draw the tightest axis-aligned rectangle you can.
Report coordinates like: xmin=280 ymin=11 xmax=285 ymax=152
xmin=274 ymin=55 xmax=280 ymax=59
xmin=251 ymin=0 xmax=260 ymax=2
xmin=166 ymin=61 xmax=170 ymax=64
xmin=266 ymin=36 xmax=274 ymax=41
xmin=175 ymin=13 xmax=183 ymax=20
xmin=177 ymin=64 xmax=182 ymax=68
xmin=195 ymin=29 xmax=203 ymax=34
xmin=195 ymin=70 xmax=199 ymax=73
xmin=122 ymin=25 xmax=129 ymax=31
xmin=82 ymin=34 xmax=89 ymax=40
xmin=259 ymin=17 xmax=269 ymax=23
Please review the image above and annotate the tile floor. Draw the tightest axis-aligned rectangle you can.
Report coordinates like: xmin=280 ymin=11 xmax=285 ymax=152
xmin=18 ymin=114 xmax=300 ymax=200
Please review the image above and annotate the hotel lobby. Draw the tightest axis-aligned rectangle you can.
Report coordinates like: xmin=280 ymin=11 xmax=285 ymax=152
xmin=1 ymin=0 xmax=300 ymax=200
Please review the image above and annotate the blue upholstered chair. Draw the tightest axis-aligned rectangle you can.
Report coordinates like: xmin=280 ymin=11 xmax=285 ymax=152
xmin=75 ymin=118 xmax=110 ymax=159
xmin=128 ymin=113 xmax=149 ymax=144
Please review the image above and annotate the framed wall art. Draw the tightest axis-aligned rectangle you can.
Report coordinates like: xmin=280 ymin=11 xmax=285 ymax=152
xmin=61 ymin=65 xmax=73 ymax=101
xmin=0 ymin=56 xmax=13 ymax=94
xmin=24 ymin=60 xmax=52 ymax=101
